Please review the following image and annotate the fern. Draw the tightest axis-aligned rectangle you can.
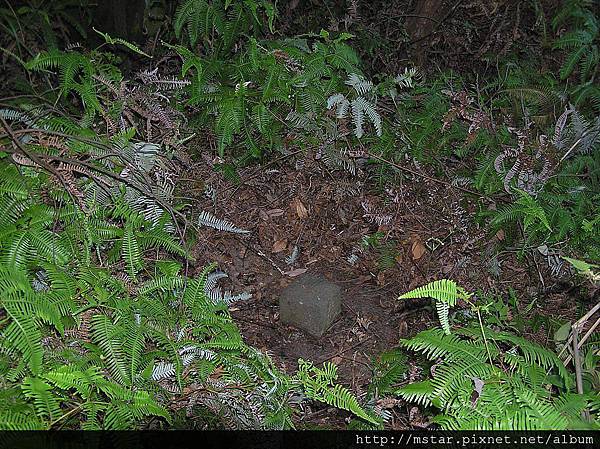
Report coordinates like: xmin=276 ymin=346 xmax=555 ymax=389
xmin=197 ymin=210 xmax=249 ymax=234
xmin=327 ymin=73 xmax=382 ymax=138
xmin=21 ymin=377 xmax=61 ymax=422
xmin=396 ymin=281 xmax=598 ymax=430
xmin=174 ymin=0 xmax=275 ymax=54
xmin=294 ymin=359 xmax=378 ymax=424
xmin=368 ymin=348 xmax=407 ymax=398
xmin=398 ymin=280 xmax=472 ymax=334
xmin=93 ymin=28 xmax=151 ymax=58
xmin=492 ymin=189 xmax=552 ymax=235
xmin=0 ymin=140 xmax=303 ymax=430
xmin=552 ymin=0 xmax=599 ymax=82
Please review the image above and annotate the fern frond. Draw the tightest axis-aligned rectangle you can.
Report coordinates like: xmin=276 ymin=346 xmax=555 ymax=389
xmin=197 ymin=210 xmax=249 ymax=234
xmin=397 ymin=380 xmax=433 ymax=406
xmin=21 ymin=377 xmax=61 ymax=422
xmin=398 ymin=280 xmax=471 ymax=333
xmin=90 ymin=315 xmax=130 ymax=386
xmin=0 ymin=411 xmax=43 ymax=430
xmin=295 ymin=359 xmax=378 ymax=424
xmin=0 ymin=270 xmax=44 ymax=374
xmin=122 ymin=221 xmax=142 ymax=279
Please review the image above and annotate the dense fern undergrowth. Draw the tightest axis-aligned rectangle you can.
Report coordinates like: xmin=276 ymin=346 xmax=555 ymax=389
xmin=0 ymin=0 xmax=599 ymax=430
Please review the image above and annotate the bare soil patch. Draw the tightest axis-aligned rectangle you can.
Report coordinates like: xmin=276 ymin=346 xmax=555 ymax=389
xmin=183 ymin=148 xmax=578 ymax=426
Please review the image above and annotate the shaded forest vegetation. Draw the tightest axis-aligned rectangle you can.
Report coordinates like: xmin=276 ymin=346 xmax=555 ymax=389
xmin=0 ymin=0 xmax=599 ymax=430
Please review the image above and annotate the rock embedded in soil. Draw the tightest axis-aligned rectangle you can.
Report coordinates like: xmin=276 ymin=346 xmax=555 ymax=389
xmin=279 ymin=273 xmax=341 ymax=337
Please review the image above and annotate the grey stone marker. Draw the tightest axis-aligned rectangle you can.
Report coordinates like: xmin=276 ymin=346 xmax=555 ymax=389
xmin=279 ymin=273 xmax=342 ymax=337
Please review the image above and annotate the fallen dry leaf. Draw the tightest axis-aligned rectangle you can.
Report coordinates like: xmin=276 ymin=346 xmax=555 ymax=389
xmin=376 ymin=271 xmax=386 ymax=286
xmin=411 ymin=240 xmax=427 ymax=260
xmin=284 ymin=267 xmax=308 ymax=277
xmin=495 ymin=229 xmax=505 ymax=241
xmin=266 ymin=208 xmax=285 ymax=218
xmin=398 ymin=321 xmax=408 ymax=336
xmin=272 ymin=239 xmax=287 ymax=253
xmin=408 ymin=406 xmax=430 ymax=428
xmin=291 ymin=198 xmax=308 ymax=219
xmin=377 ymin=397 xmax=401 ymax=409
xmin=442 ymin=263 xmax=454 ymax=274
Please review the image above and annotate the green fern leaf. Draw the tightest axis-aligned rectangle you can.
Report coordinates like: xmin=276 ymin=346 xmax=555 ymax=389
xmin=21 ymin=377 xmax=61 ymax=422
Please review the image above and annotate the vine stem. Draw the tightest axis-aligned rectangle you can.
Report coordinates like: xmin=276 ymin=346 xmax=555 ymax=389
xmin=465 ymin=292 xmax=494 ymax=367
xmin=48 ymin=403 xmax=85 ymax=428
xmin=476 ymin=309 xmax=494 ymax=367
xmin=572 ymin=324 xmax=591 ymax=422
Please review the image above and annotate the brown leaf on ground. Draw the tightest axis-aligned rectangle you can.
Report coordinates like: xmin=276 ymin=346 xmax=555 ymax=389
xmin=272 ymin=239 xmax=287 ymax=253
xmin=266 ymin=208 xmax=285 ymax=218
xmin=409 ymin=406 xmax=430 ymax=428
xmin=291 ymin=198 xmax=308 ymax=219
xmin=411 ymin=239 xmax=427 ymax=260
xmin=377 ymin=397 xmax=401 ymax=409
xmin=284 ymin=267 xmax=308 ymax=277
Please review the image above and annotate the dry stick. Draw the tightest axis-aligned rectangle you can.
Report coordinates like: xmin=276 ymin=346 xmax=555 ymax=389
xmin=0 ymin=117 xmax=75 ymax=202
xmin=556 ymin=125 xmax=600 ymax=168
xmin=572 ymin=325 xmax=591 ymax=421
xmin=252 ymin=246 xmax=285 ymax=275
xmin=318 ymin=335 xmax=374 ymax=365
xmin=0 ymin=124 xmax=191 ymax=250
xmin=366 ymin=151 xmax=486 ymax=197
xmin=557 ymin=301 xmax=600 ymax=363
xmin=0 ymin=127 xmax=117 ymax=154
xmin=564 ymin=312 xmax=600 ymax=367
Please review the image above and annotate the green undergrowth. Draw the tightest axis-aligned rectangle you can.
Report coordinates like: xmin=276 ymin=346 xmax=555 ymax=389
xmin=0 ymin=0 xmax=598 ymax=431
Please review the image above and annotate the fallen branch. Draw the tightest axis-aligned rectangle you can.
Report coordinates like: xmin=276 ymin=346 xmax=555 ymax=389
xmin=366 ymin=150 xmax=486 ymax=197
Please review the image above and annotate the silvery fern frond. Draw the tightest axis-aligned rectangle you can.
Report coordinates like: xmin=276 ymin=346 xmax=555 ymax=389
xmin=0 ymin=109 xmax=36 ymax=127
xmin=351 ymin=97 xmax=365 ymax=138
xmin=204 ymin=271 xmax=228 ymax=296
xmin=394 ymin=67 xmax=420 ymax=89
xmin=131 ymin=197 xmax=164 ymax=226
xmin=222 ymin=291 xmax=253 ymax=304
xmin=571 ymin=110 xmax=600 ymax=155
xmin=327 ymin=74 xmax=381 ymax=138
xmin=152 ymin=346 xmax=215 ymax=381
xmin=351 ymin=96 xmax=382 ymax=138
xmin=552 ymin=105 xmax=600 ymax=161
xmin=322 ymin=148 xmax=358 ymax=175
xmin=360 ymin=97 xmax=382 ymax=136
xmin=132 ymin=142 xmax=160 ymax=172
xmin=197 ymin=210 xmax=249 ymax=234
xmin=285 ymin=246 xmax=299 ymax=265
xmin=180 ymin=345 xmax=215 ymax=366
xmin=151 ymin=361 xmax=176 ymax=381
xmin=345 ymin=73 xmax=373 ymax=96
xmin=553 ymin=106 xmax=572 ymax=148
xmin=327 ymin=93 xmax=350 ymax=118
xmin=204 ymin=271 xmax=252 ymax=305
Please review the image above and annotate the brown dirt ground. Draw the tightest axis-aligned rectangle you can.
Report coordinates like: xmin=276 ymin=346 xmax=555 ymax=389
xmin=181 ymin=146 xmax=584 ymax=428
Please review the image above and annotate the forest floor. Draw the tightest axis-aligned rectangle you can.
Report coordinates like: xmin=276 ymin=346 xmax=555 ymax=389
xmin=181 ymin=141 xmax=581 ymax=428
xmin=2 ymin=0 xmax=598 ymax=432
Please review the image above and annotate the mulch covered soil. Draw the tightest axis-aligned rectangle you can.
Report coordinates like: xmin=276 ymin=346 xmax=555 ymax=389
xmin=181 ymin=147 xmax=580 ymax=428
